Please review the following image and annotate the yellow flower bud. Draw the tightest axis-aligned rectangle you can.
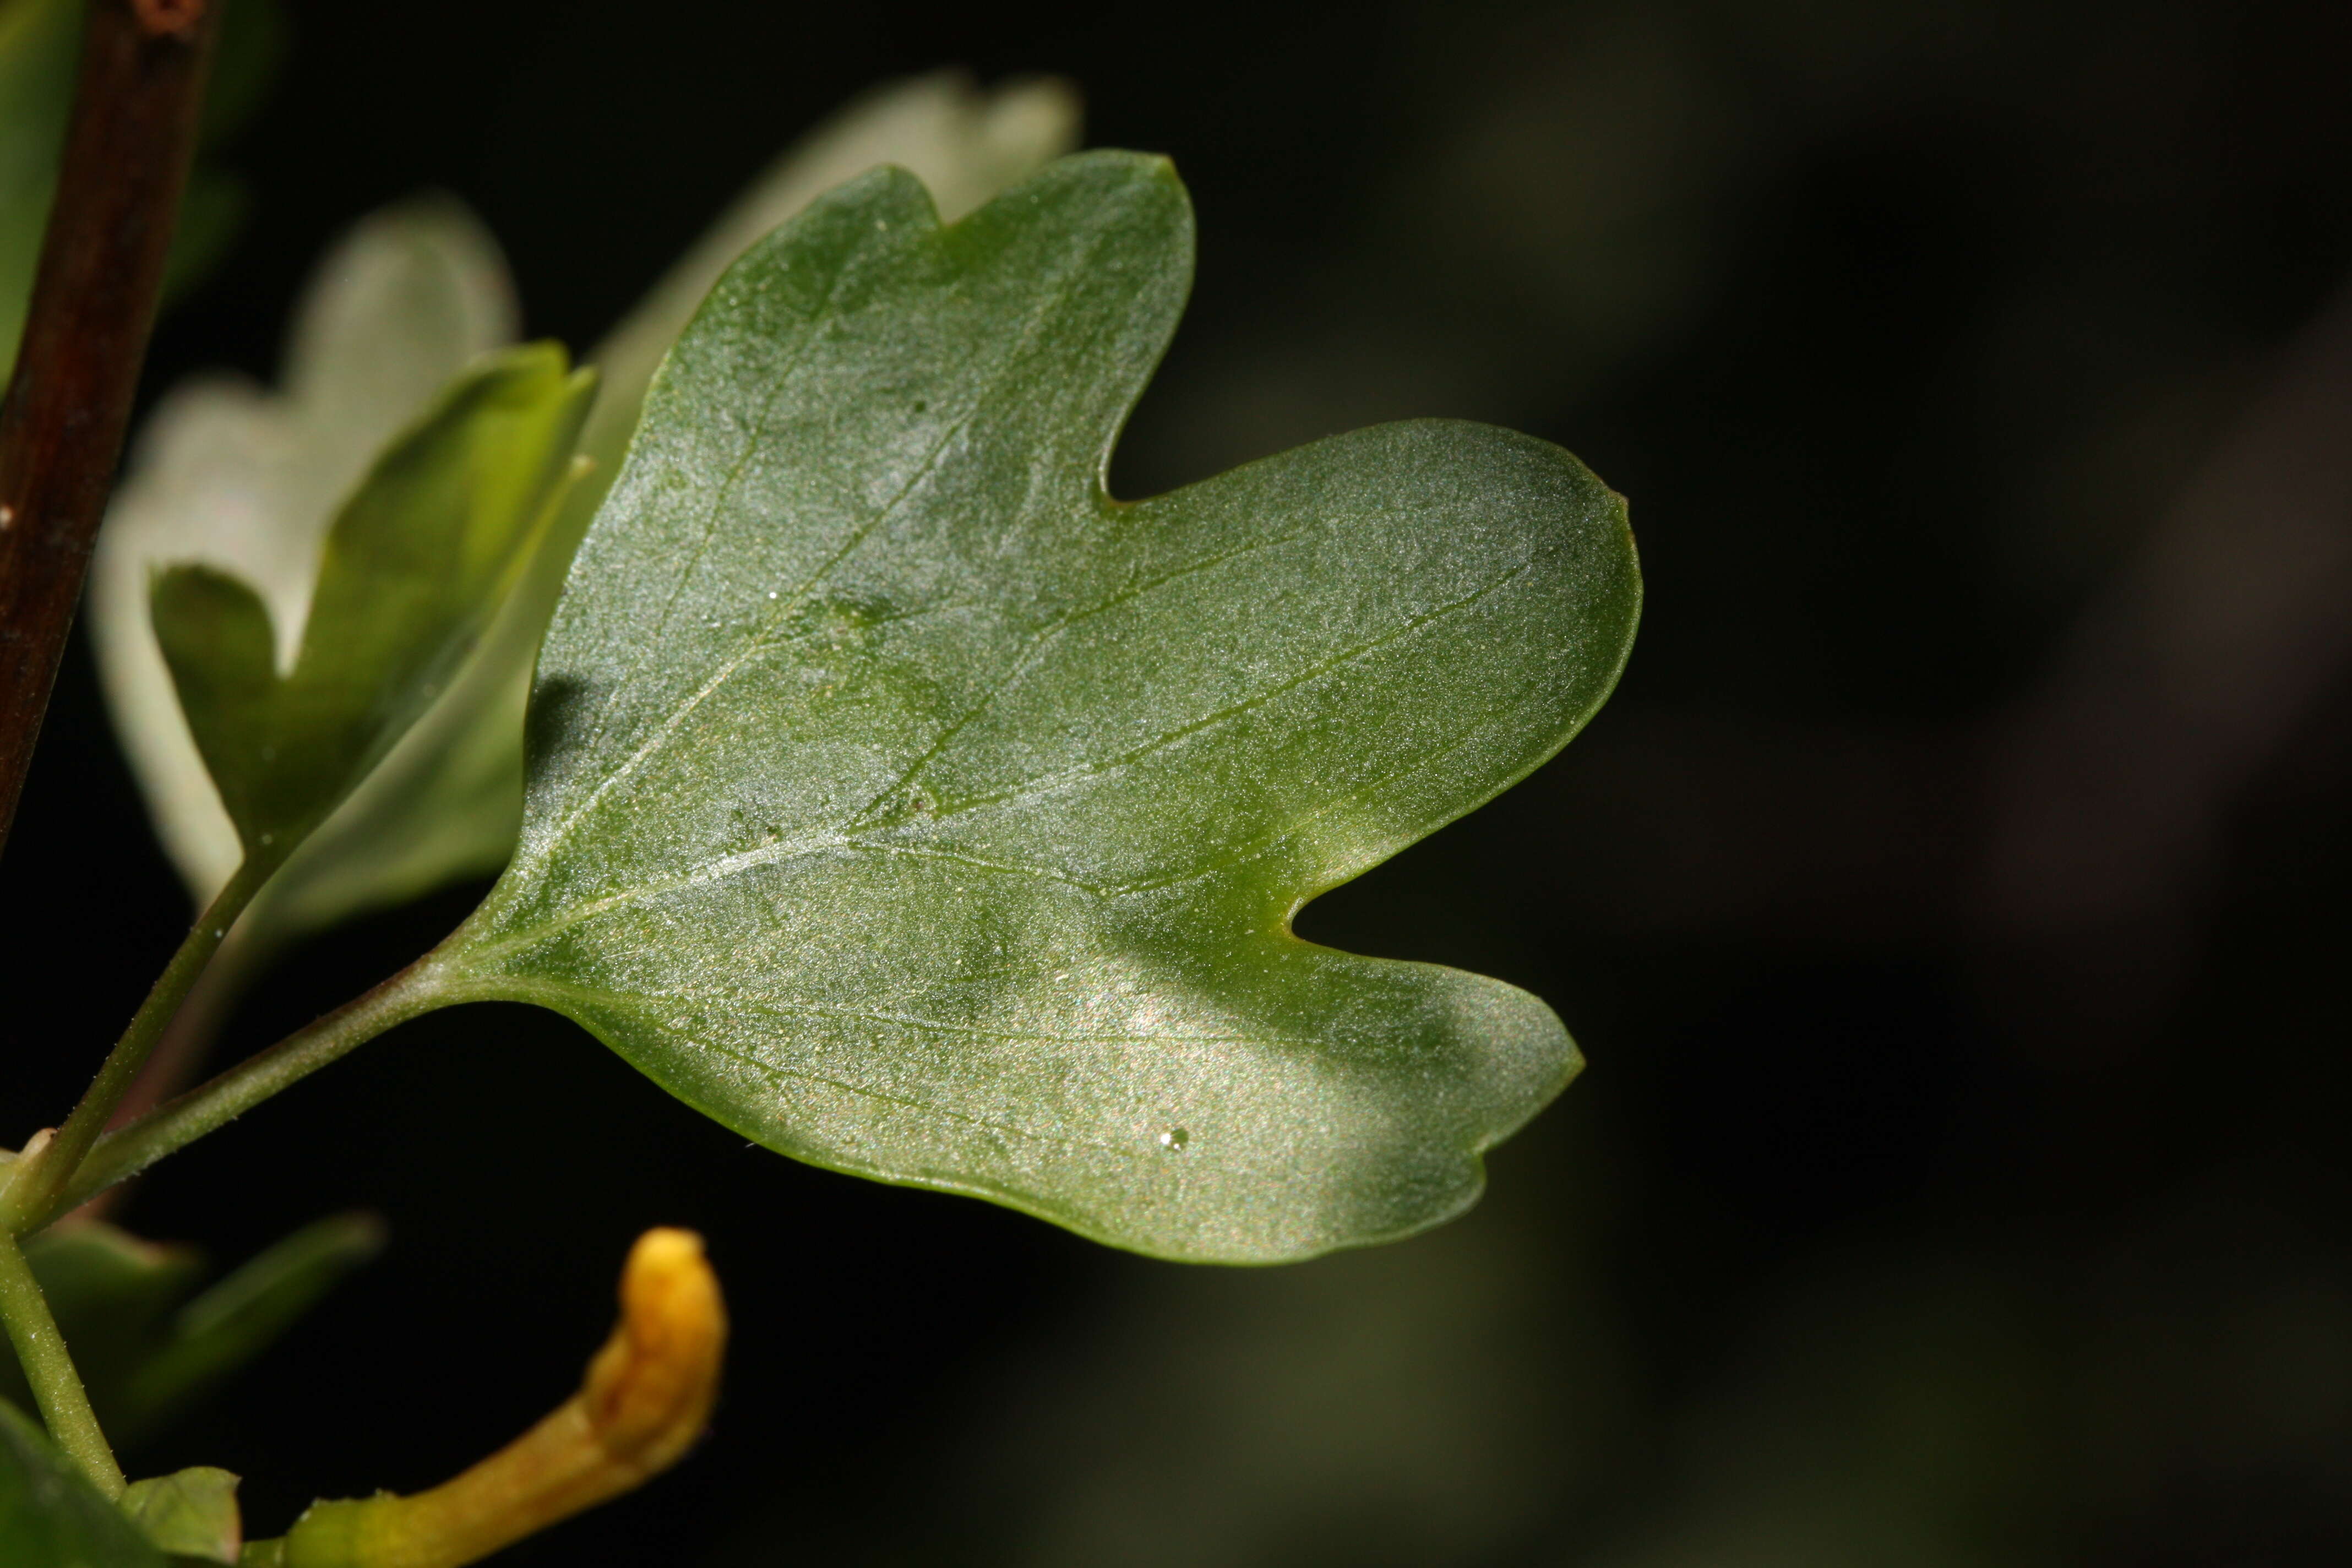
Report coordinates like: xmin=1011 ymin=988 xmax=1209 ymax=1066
xmin=268 ymin=1227 xmax=726 ymax=1568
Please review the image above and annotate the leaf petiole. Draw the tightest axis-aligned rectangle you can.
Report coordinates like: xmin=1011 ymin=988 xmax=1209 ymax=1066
xmin=47 ymin=957 xmax=455 ymax=1226
xmin=0 ymin=854 xmax=269 ymax=1232
xmin=0 ymin=1227 xmax=123 ymax=1498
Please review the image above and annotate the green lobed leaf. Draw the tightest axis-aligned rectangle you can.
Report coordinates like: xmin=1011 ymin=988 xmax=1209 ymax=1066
xmin=118 ymin=1468 xmax=239 ymax=1564
xmin=421 ymin=152 xmax=1641 ymax=1262
xmin=151 ymin=345 xmax=592 ymax=875
xmin=0 ymin=1400 xmax=164 ymax=1568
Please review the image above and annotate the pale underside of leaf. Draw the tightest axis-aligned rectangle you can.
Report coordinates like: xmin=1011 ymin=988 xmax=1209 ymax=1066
xmin=150 ymin=345 xmax=593 ymax=870
xmin=93 ymin=199 xmax=519 ymax=905
xmin=427 ymin=153 xmax=1640 ymax=1263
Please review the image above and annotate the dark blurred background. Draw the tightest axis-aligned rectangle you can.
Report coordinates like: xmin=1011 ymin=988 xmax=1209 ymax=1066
xmin=9 ymin=0 xmax=2352 ymax=1561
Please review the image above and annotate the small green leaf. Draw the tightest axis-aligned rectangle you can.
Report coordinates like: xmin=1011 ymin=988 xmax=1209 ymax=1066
xmin=0 ymin=1400 xmax=164 ymax=1568
xmin=15 ymin=1226 xmax=205 ymax=1344
xmin=119 ymin=1468 xmax=239 ymax=1564
xmin=153 ymin=346 xmax=592 ymax=874
xmin=0 ymin=1218 xmax=382 ymax=1445
xmin=94 ymin=197 xmax=523 ymax=916
xmin=119 ymin=1214 xmax=384 ymax=1439
xmin=424 ymin=153 xmax=1640 ymax=1262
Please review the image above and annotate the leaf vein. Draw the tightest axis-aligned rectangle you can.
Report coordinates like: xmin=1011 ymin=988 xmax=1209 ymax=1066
xmin=526 ymin=218 xmax=1120 ymax=868
xmin=554 ymin=238 xmax=868 ymax=789
xmin=927 ymin=559 xmax=1531 ymax=821
xmin=851 ymin=517 xmax=1331 ymax=824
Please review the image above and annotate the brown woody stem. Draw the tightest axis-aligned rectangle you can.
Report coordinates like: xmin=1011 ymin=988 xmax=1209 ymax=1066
xmin=0 ymin=0 xmax=221 ymax=858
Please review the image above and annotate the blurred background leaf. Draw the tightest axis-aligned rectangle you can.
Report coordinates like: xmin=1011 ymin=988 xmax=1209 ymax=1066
xmin=150 ymin=341 xmax=591 ymax=874
xmin=94 ymin=195 xmax=523 ymax=910
xmin=0 ymin=0 xmax=78 ymax=375
xmin=0 ymin=1217 xmax=382 ymax=1449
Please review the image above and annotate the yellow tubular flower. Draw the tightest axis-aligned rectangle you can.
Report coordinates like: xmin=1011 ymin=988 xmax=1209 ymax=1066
xmin=266 ymin=1228 xmax=726 ymax=1568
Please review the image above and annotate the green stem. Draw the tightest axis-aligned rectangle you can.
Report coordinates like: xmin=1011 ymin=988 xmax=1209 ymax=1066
xmin=48 ymin=959 xmax=452 ymax=1224
xmin=0 ymin=1228 xmax=123 ymax=1498
xmin=0 ymin=856 xmax=269 ymax=1231
xmin=78 ymin=907 xmax=278 ymax=1223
